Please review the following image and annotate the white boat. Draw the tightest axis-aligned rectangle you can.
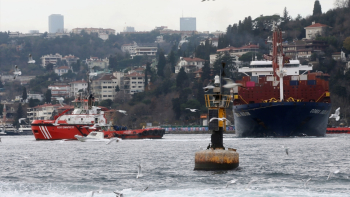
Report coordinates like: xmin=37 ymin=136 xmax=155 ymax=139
xmin=75 ymin=131 xmax=121 ymax=143
xmin=18 ymin=125 xmax=33 ymax=135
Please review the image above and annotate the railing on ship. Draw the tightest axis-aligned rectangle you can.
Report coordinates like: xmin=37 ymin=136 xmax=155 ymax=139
xmin=204 ymin=94 xmax=231 ymax=108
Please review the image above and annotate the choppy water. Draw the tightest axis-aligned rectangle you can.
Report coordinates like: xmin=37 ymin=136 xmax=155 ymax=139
xmin=1 ymin=134 xmax=350 ymax=197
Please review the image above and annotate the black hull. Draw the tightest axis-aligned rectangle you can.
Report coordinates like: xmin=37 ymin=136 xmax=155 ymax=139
xmin=233 ymin=102 xmax=331 ymax=137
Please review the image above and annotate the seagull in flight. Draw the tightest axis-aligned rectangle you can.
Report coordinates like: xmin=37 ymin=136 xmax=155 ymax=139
xmin=329 ymin=107 xmax=340 ymax=121
xmin=203 ymin=84 xmax=215 ymax=92
xmin=18 ymin=118 xmax=28 ymax=124
xmin=13 ymin=65 xmax=22 ymax=79
xmin=89 ymin=124 xmax=100 ymax=130
xmin=223 ymin=78 xmax=242 ymax=89
xmin=302 ymin=178 xmax=311 ymax=188
xmin=86 ymin=189 xmax=103 ymax=197
xmin=117 ymin=110 xmax=127 ymax=115
xmin=282 ymin=145 xmax=289 ymax=155
xmin=209 ymin=117 xmax=227 ymax=122
xmin=57 ymin=97 xmax=64 ymax=107
xmin=185 ymin=108 xmax=200 ymax=112
xmin=225 ymin=179 xmax=238 ymax=188
xmin=245 ymin=178 xmax=257 ymax=190
xmin=106 ymin=137 xmax=122 ymax=145
xmin=327 ymin=170 xmax=340 ymax=180
xmin=113 ymin=190 xmax=123 ymax=197
xmin=134 ymin=187 xmax=149 ymax=197
xmin=28 ymin=54 xmax=35 ymax=64
xmin=136 ymin=164 xmax=143 ymax=179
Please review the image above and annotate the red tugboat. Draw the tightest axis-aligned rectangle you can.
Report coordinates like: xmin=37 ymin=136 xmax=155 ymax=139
xmin=31 ymin=77 xmax=165 ymax=140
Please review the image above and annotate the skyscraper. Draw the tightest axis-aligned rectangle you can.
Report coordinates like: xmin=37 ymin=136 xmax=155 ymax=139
xmin=49 ymin=14 xmax=64 ymax=33
xmin=180 ymin=17 xmax=196 ymax=31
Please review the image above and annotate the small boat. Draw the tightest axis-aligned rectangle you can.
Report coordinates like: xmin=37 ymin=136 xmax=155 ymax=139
xmin=75 ymin=131 xmax=121 ymax=143
xmin=18 ymin=125 xmax=33 ymax=135
xmin=326 ymin=127 xmax=350 ymax=134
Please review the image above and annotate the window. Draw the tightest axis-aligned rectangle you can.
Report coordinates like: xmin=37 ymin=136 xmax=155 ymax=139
xmin=138 ymin=82 xmax=142 ymax=84
xmin=138 ymin=86 xmax=142 ymax=88
xmin=132 ymin=77 xmax=136 ymax=79
xmin=103 ymin=86 xmax=107 ymax=88
xmin=103 ymin=95 xmax=107 ymax=97
xmin=132 ymin=86 xmax=136 ymax=88
xmin=138 ymin=77 xmax=142 ymax=79
xmin=108 ymin=86 xmax=112 ymax=88
xmin=108 ymin=95 xmax=112 ymax=97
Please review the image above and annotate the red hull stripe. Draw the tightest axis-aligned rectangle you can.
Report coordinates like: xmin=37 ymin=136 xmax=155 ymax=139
xmin=39 ymin=126 xmax=52 ymax=139
xmin=39 ymin=126 xmax=47 ymax=139
xmin=44 ymin=126 xmax=52 ymax=138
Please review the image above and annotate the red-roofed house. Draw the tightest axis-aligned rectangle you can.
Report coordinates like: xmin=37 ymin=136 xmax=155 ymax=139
xmin=175 ymin=57 xmax=205 ymax=74
xmin=304 ymin=21 xmax=330 ymax=40
xmin=54 ymin=66 xmax=71 ymax=76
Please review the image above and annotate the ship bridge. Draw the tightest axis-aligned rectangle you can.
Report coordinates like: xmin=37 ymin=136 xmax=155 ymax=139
xmin=238 ymin=60 xmax=313 ymax=76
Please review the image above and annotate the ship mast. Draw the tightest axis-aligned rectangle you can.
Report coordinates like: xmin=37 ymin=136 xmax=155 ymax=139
xmin=271 ymin=24 xmax=289 ymax=101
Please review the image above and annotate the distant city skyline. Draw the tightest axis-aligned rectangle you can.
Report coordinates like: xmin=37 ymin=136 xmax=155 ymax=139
xmin=0 ymin=0 xmax=335 ymax=34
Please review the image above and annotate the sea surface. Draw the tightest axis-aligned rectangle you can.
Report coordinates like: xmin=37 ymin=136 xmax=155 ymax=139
xmin=0 ymin=134 xmax=350 ymax=197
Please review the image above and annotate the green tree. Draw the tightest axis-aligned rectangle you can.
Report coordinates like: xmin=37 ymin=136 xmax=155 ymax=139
xmin=313 ymin=0 xmax=322 ymax=16
xmin=0 ymin=80 xmax=4 ymax=88
xmin=99 ymin=99 xmax=113 ymax=107
xmin=14 ymin=104 xmax=23 ymax=127
xmin=29 ymin=98 xmax=35 ymax=107
xmin=176 ymin=67 xmax=188 ymax=88
xmin=22 ymin=87 xmax=27 ymax=101
xmin=344 ymin=37 xmax=350 ymax=51
xmin=201 ymin=61 xmax=211 ymax=81
xmin=46 ymin=63 xmax=54 ymax=71
xmin=45 ymin=89 xmax=52 ymax=103
xmin=115 ymin=85 xmax=120 ymax=92
xmin=157 ymin=51 xmax=166 ymax=77
xmin=168 ymin=50 xmax=177 ymax=73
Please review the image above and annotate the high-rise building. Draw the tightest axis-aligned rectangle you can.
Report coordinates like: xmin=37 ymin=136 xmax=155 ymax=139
xmin=49 ymin=14 xmax=64 ymax=33
xmin=123 ymin=26 xmax=135 ymax=32
xmin=180 ymin=17 xmax=196 ymax=31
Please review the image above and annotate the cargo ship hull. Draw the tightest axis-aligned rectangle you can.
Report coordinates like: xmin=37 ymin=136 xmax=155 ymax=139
xmin=233 ymin=102 xmax=331 ymax=137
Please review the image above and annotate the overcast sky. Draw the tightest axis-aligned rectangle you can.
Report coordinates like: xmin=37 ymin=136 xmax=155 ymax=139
xmin=0 ymin=0 xmax=335 ymax=34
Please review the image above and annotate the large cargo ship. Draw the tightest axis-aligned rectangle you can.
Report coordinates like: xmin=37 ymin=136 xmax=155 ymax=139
xmin=232 ymin=26 xmax=331 ymax=137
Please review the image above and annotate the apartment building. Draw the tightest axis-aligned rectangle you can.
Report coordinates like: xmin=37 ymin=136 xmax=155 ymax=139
xmin=71 ymin=28 xmax=115 ymax=35
xmin=92 ymin=74 xmax=118 ymax=101
xmin=48 ymin=85 xmax=70 ymax=98
xmin=62 ymin=54 xmax=79 ymax=66
xmin=40 ymin=53 xmax=62 ymax=67
xmin=86 ymin=57 xmax=109 ymax=70
xmin=27 ymin=104 xmax=62 ymax=121
xmin=69 ymin=80 xmax=88 ymax=97
xmin=54 ymin=66 xmax=71 ymax=76
xmin=123 ymin=72 xmax=149 ymax=95
xmin=175 ymin=57 xmax=205 ymax=73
